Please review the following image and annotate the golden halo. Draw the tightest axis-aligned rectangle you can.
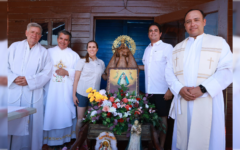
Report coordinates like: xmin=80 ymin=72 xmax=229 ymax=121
xmin=54 ymin=60 xmax=66 ymax=69
xmin=112 ymin=35 xmax=136 ymax=55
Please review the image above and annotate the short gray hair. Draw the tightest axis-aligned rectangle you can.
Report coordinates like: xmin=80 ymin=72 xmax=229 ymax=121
xmin=26 ymin=22 xmax=42 ymax=33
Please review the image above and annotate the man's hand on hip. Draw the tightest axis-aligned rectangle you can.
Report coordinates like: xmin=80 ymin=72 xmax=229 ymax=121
xmin=164 ymin=89 xmax=173 ymax=100
xmin=179 ymin=87 xmax=195 ymax=101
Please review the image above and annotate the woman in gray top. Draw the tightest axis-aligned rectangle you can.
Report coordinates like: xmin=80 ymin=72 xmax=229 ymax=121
xmin=73 ymin=40 xmax=105 ymax=139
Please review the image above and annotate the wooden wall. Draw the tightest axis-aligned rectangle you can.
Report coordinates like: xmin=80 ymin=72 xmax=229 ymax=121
xmin=226 ymin=0 xmax=233 ymax=148
xmin=7 ymin=0 xmax=233 ymax=148
xmin=7 ymin=0 xmax=213 ymax=57
xmin=0 ymin=2 xmax=7 ymax=40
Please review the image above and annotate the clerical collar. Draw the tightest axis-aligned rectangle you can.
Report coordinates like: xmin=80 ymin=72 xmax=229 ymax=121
xmin=188 ymin=33 xmax=204 ymax=41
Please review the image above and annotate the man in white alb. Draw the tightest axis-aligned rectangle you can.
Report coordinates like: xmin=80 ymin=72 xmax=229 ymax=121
xmin=165 ymin=9 xmax=232 ymax=150
xmin=0 ymin=39 xmax=8 ymax=107
xmin=43 ymin=30 xmax=80 ymax=147
xmin=8 ymin=22 xmax=52 ymax=150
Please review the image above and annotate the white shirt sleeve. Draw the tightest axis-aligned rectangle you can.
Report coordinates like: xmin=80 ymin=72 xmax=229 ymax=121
xmin=165 ymin=46 xmax=184 ymax=95
xmin=75 ymin=58 xmax=85 ymax=71
xmin=201 ymin=39 xmax=233 ymax=98
xmin=7 ymin=42 xmax=20 ymax=88
xmin=101 ymin=60 xmax=105 ymax=74
xmin=66 ymin=54 xmax=80 ymax=80
xmin=142 ymin=48 xmax=147 ymax=65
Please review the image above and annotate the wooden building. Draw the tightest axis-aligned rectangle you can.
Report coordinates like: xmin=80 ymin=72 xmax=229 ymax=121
xmin=7 ymin=0 xmax=233 ymax=149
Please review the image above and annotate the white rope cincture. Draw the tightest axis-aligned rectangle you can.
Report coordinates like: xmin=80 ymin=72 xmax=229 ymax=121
xmin=8 ymin=88 xmax=43 ymax=105
xmin=25 ymin=88 xmax=43 ymax=105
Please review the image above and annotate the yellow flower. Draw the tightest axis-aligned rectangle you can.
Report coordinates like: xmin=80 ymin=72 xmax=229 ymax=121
xmin=95 ymin=93 xmax=104 ymax=102
xmin=103 ymin=96 xmax=108 ymax=100
xmin=95 ymin=98 xmax=100 ymax=102
xmin=93 ymin=92 xmax=99 ymax=97
xmin=86 ymin=87 xmax=93 ymax=93
xmin=92 ymin=90 xmax=96 ymax=93
xmin=88 ymin=93 xmax=93 ymax=98
xmin=89 ymin=97 xmax=95 ymax=102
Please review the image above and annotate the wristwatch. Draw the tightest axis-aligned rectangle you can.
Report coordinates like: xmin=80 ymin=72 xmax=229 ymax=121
xmin=199 ymin=85 xmax=207 ymax=93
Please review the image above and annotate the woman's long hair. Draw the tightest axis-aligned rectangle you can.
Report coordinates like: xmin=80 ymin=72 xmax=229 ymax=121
xmin=85 ymin=40 xmax=99 ymax=63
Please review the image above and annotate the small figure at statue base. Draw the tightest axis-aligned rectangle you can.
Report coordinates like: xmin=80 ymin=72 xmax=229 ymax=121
xmin=126 ymin=120 xmax=143 ymax=150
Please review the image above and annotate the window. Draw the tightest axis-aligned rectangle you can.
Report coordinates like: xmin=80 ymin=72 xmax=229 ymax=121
xmin=31 ymin=19 xmax=66 ymax=48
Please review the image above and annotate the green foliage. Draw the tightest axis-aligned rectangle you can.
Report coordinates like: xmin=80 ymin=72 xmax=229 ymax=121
xmin=84 ymin=85 xmax=166 ymax=135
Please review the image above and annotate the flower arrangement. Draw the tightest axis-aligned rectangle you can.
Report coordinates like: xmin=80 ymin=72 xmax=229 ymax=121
xmin=83 ymin=85 xmax=166 ymax=136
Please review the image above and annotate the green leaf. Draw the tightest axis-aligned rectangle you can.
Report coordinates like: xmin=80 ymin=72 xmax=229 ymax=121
xmin=152 ymin=121 xmax=156 ymax=127
xmin=120 ymin=110 xmax=125 ymax=113
xmin=162 ymin=123 xmax=166 ymax=128
xmin=103 ymin=121 xmax=107 ymax=125
xmin=123 ymin=125 xmax=128 ymax=132
xmin=132 ymin=91 xmax=136 ymax=96
xmin=102 ymin=112 xmax=107 ymax=117
xmin=158 ymin=117 xmax=163 ymax=121
xmin=106 ymin=118 xmax=110 ymax=123
xmin=110 ymin=117 xmax=114 ymax=121
xmin=163 ymin=129 xmax=166 ymax=134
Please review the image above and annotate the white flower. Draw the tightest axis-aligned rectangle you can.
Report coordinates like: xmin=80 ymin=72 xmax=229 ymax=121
xmin=123 ymin=112 xmax=129 ymax=118
xmin=145 ymin=104 xmax=149 ymax=109
xmin=129 ymin=98 xmax=136 ymax=103
xmin=127 ymin=111 xmax=131 ymax=115
xmin=126 ymin=93 xmax=128 ymax=96
xmin=118 ymin=113 xmax=123 ymax=118
xmin=113 ymin=112 xmax=118 ymax=116
xmin=99 ymin=89 xmax=106 ymax=96
xmin=115 ymin=98 xmax=120 ymax=102
xmin=117 ymin=103 xmax=121 ymax=108
xmin=102 ymin=100 xmax=112 ymax=107
xmin=109 ymin=107 xmax=116 ymax=113
xmin=90 ymin=110 xmax=97 ymax=117
xmin=140 ymin=107 xmax=142 ymax=110
xmin=149 ymin=108 xmax=156 ymax=113
xmin=83 ymin=118 xmax=85 ymax=120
